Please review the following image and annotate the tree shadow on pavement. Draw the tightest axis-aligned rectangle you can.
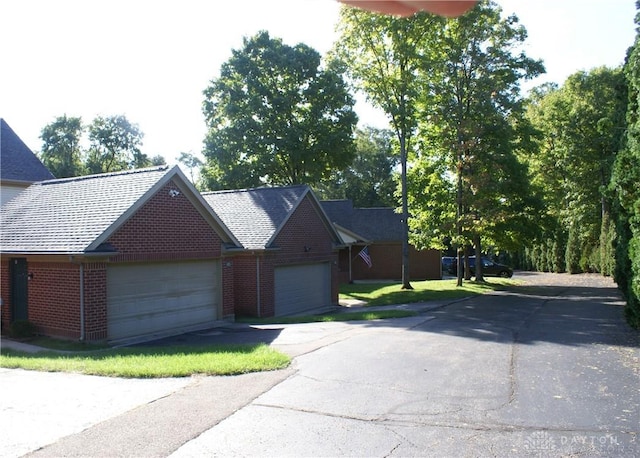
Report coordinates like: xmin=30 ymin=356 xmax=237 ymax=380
xmin=413 ymin=283 xmax=639 ymax=348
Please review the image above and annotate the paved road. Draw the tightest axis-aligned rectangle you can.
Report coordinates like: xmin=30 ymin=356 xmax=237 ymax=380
xmin=2 ymin=272 xmax=638 ymax=457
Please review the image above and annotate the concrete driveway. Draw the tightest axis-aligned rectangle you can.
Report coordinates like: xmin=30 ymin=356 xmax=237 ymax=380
xmin=1 ymin=272 xmax=638 ymax=457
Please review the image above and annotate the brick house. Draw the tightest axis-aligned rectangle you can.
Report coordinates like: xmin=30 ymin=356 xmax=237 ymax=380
xmin=321 ymin=199 xmax=441 ymax=283
xmin=0 ymin=118 xmax=54 ymax=205
xmin=0 ymin=166 xmax=240 ymax=342
xmin=203 ymin=185 xmax=342 ymax=318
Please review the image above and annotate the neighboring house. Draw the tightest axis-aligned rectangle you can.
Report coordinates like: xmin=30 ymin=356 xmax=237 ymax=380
xmin=203 ymin=185 xmax=342 ymax=318
xmin=0 ymin=118 xmax=54 ymax=205
xmin=0 ymin=166 xmax=240 ymax=342
xmin=321 ymin=199 xmax=441 ymax=283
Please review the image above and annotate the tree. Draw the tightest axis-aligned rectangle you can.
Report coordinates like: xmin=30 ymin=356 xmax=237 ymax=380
xmin=149 ymin=155 xmax=167 ymax=166
xmin=334 ymin=7 xmax=443 ymax=288
xmin=39 ymin=115 xmax=85 ymax=178
xmin=86 ymin=115 xmax=144 ymax=174
xmin=178 ymin=152 xmax=203 ymax=184
xmin=411 ymin=0 xmax=544 ymax=283
xmin=317 ymin=126 xmax=398 ymax=207
xmin=201 ymin=31 xmax=357 ymax=190
xmin=407 ymin=154 xmax=456 ymax=251
xmin=611 ymin=3 xmax=640 ymax=328
xmin=525 ymin=67 xmax=628 ymax=275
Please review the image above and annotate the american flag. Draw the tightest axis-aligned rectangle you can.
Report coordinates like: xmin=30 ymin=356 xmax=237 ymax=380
xmin=358 ymin=246 xmax=372 ymax=268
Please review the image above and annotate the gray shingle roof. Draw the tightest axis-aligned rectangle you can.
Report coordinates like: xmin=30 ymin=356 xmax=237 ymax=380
xmin=321 ymin=200 xmax=404 ymax=242
xmin=1 ymin=166 xmax=173 ymax=254
xmin=0 ymin=119 xmax=54 ymax=183
xmin=202 ymin=185 xmax=310 ymax=250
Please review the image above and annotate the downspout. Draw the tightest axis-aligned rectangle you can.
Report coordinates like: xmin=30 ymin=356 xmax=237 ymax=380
xmin=79 ymin=263 xmax=85 ymax=341
xmin=256 ymin=255 xmax=261 ymax=317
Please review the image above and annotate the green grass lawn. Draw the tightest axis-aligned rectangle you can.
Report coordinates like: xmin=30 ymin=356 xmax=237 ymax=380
xmin=340 ymin=278 xmax=518 ymax=306
xmin=0 ymin=343 xmax=290 ymax=378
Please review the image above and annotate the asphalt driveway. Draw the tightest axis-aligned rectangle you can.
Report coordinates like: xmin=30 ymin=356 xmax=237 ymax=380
xmin=1 ymin=272 xmax=638 ymax=457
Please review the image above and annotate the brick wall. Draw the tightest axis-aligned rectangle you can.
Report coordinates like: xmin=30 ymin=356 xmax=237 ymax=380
xmin=0 ymin=260 xmax=108 ymax=341
xmin=231 ymin=255 xmax=259 ymax=317
xmin=235 ymin=196 xmax=339 ymax=317
xmin=27 ymin=262 xmax=81 ymax=339
xmin=348 ymin=243 xmax=441 ymax=281
xmin=107 ymin=181 xmax=223 ymax=262
xmin=221 ymin=257 xmax=235 ymax=319
xmin=83 ymin=262 xmax=108 ymax=341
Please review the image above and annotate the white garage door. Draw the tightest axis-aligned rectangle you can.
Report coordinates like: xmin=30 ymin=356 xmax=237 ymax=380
xmin=107 ymin=260 xmax=220 ymax=341
xmin=274 ymin=263 xmax=331 ymax=316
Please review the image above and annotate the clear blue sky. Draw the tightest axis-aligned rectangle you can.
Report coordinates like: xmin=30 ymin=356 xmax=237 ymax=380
xmin=1 ymin=0 xmax=636 ymax=167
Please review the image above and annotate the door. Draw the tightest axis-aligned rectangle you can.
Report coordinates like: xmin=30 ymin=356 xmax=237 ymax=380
xmin=107 ymin=260 xmax=220 ymax=341
xmin=274 ymin=263 xmax=331 ymax=316
xmin=10 ymin=258 xmax=28 ymax=322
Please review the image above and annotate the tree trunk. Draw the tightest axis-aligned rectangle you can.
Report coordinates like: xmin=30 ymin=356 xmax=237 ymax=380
xmin=474 ymin=235 xmax=484 ymax=282
xmin=400 ymin=134 xmax=412 ymax=290
xmin=456 ymin=143 xmax=463 ymax=287
xmin=464 ymin=245 xmax=472 ymax=281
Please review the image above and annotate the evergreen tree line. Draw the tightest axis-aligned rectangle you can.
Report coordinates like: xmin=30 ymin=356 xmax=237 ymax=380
xmin=516 ymin=49 xmax=640 ymax=327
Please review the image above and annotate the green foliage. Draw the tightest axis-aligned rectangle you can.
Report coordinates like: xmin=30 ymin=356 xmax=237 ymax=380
xmin=565 ymin=223 xmax=582 ymax=274
xmin=317 ymin=127 xmax=399 ymax=207
xmin=334 ymin=7 xmax=442 ymax=288
xmin=525 ymin=66 xmax=628 ymax=276
xmin=201 ymin=31 xmax=357 ymax=190
xmin=610 ymin=5 xmax=640 ymax=328
xmin=178 ymin=152 xmax=203 ymax=185
xmin=407 ymin=155 xmax=456 ymax=250
xmin=86 ymin=115 xmax=145 ymax=174
xmin=626 ymin=237 xmax=640 ymax=328
xmin=39 ymin=114 xmax=155 ymax=177
xmin=408 ymin=1 xmax=544 ymax=258
xmin=39 ymin=115 xmax=85 ymax=178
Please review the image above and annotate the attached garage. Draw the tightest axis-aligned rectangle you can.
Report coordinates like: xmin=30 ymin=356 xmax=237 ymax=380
xmin=107 ymin=260 xmax=220 ymax=341
xmin=274 ymin=262 xmax=331 ymax=316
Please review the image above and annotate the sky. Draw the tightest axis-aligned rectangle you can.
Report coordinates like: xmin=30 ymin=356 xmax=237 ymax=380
xmin=1 ymin=0 xmax=636 ymax=168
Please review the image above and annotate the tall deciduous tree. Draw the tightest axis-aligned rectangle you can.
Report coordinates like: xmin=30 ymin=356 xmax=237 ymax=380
xmin=39 ymin=115 xmax=85 ymax=178
xmin=317 ymin=126 xmax=398 ymax=207
xmin=201 ymin=31 xmax=357 ymax=190
xmin=334 ymin=6 xmax=443 ymax=288
xmin=86 ymin=115 xmax=144 ymax=174
xmin=412 ymin=0 xmax=544 ymax=283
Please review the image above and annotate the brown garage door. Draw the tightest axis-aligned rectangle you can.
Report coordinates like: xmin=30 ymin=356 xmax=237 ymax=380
xmin=107 ymin=260 xmax=220 ymax=341
xmin=274 ymin=263 xmax=331 ymax=316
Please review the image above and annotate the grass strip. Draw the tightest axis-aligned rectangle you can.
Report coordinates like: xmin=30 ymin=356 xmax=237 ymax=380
xmin=237 ymin=309 xmax=417 ymax=325
xmin=0 ymin=343 xmax=290 ymax=378
xmin=339 ymin=278 xmax=518 ymax=306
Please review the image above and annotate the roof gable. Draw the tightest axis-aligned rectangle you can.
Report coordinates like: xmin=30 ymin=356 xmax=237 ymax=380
xmin=203 ymin=185 xmax=340 ymax=250
xmin=321 ymin=200 xmax=403 ymax=242
xmin=0 ymin=119 xmax=54 ymax=183
xmin=0 ymin=165 xmax=239 ymax=254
